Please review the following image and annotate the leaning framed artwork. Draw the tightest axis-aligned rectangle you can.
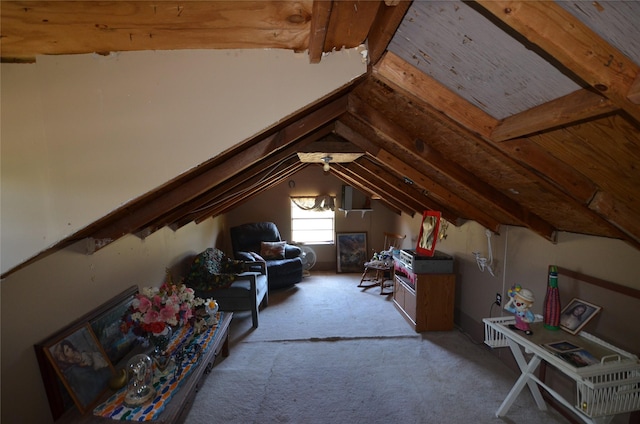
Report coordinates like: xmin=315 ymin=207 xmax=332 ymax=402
xmin=43 ymin=324 xmax=115 ymax=414
xmin=34 ymin=286 xmax=137 ymax=419
xmin=416 ymin=210 xmax=441 ymax=257
xmin=560 ymin=298 xmax=602 ymax=335
xmin=336 ymin=232 xmax=367 ymax=273
xmin=90 ymin=286 xmax=139 ymax=365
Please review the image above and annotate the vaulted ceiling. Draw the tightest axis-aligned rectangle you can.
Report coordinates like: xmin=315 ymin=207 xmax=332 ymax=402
xmin=2 ymin=0 xmax=639 ymax=273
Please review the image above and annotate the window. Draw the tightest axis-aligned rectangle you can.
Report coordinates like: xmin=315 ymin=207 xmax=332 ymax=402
xmin=290 ymin=196 xmax=335 ymax=244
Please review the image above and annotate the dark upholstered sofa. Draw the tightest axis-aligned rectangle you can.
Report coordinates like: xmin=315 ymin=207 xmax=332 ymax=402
xmin=230 ymin=222 xmax=303 ymax=290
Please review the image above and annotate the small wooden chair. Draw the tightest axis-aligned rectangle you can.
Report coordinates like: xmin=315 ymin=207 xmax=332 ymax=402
xmin=359 ymin=232 xmax=406 ymax=295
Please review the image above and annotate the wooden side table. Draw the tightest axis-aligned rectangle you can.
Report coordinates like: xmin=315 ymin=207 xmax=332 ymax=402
xmin=57 ymin=312 xmax=233 ymax=424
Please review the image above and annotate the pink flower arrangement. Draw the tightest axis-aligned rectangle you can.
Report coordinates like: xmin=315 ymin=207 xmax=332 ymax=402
xmin=122 ymin=282 xmax=208 ymax=337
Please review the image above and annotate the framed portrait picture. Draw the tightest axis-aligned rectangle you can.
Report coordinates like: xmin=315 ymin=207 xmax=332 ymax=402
xmin=44 ymin=324 xmax=115 ymax=414
xmin=560 ymin=298 xmax=602 ymax=335
xmin=336 ymin=232 xmax=367 ymax=273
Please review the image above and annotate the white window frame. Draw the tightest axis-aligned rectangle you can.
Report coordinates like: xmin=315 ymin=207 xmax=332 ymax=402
xmin=290 ymin=196 xmax=335 ymax=245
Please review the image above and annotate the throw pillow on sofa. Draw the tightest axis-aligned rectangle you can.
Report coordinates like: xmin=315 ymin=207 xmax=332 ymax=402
xmin=260 ymin=241 xmax=286 ymax=259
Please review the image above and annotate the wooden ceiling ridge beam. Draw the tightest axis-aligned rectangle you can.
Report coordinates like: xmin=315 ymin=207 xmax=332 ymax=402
xmin=475 ymin=1 xmax=640 ymax=125
xmin=491 ymin=88 xmax=619 ymax=142
xmin=88 ymin=96 xmax=349 ymax=249
xmin=347 ymin=92 xmax=557 ymax=241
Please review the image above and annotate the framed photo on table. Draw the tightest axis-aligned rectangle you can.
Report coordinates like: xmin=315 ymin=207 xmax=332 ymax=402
xmin=336 ymin=232 xmax=367 ymax=273
xmin=34 ymin=285 xmax=137 ymax=419
xmin=560 ymin=298 xmax=602 ymax=335
xmin=43 ymin=324 xmax=115 ymax=414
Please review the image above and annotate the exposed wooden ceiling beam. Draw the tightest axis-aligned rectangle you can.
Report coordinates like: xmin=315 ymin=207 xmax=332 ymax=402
xmin=475 ymin=0 xmax=640 ymax=125
xmin=366 ymin=0 xmax=412 ymax=66
xmin=0 ymin=1 xmax=313 ymax=62
xmin=346 ymin=160 xmax=434 ymax=215
xmin=323 ymin=0 xmax=380 ymax=52
xmin=491 ymin=89 xmax=618 ymax=142
xmin=308 ymin=0 xmax=333 ymax=64
xmin=374 ymin=51 xmax=498 ymax=139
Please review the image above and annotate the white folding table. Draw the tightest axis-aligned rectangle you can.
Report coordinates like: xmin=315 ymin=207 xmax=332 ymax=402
xmin=483 ymin=316 xmax=640 ymax=424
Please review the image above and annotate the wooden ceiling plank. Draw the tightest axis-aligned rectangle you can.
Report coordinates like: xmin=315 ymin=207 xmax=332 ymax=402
xmin=629 ymin=72 xmax=640 ymax=105
xmin=491 ymin=89 xmax=618 ymax=142
xmin=589 ymin=191 xmax=640 ymax=248
xmin=498 ymin=138 xmax=598 ymax=205
xmin=323 ymin=0 xmax=381 ymax=52
xmin=366 ymin=0 xmax=412 ymax=66
xmin=475 ymin=1 xmax=640 ymax=125
xmin=376 ymin=150 xmax=501 ymax=234
xmin=374 ymin=51 xmax=499 ymax=138
xmin=308 ymin=0 xmax=333 ymax=63
xmin=334 ymin=120 xmax=382 ymax=156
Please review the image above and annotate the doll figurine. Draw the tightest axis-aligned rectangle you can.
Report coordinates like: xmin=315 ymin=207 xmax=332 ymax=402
xmin=504 ymin=285 xmax=535 ymax=335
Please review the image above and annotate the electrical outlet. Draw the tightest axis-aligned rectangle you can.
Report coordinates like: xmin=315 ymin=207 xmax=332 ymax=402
xmin=495 ymin=293 xmax=502 ymax=306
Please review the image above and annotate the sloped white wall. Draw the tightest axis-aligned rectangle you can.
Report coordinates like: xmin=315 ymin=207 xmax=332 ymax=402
xmin=1 ymin=48 xmax=367 ymax=275
xmin=0 ymin=47 xmax=365 ymax=423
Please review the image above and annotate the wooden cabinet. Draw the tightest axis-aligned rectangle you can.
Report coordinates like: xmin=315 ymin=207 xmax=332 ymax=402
xmin=393 ymin=260 xmax=455 ymax=332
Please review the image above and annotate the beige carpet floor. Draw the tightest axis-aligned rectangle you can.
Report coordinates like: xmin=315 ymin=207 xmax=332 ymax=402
xmin=185 ymin=272 xmax=571 ymax=424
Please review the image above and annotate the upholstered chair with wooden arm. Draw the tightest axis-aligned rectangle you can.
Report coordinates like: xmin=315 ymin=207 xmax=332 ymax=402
xmin=184 ymin=248 xmax=268 ymax=328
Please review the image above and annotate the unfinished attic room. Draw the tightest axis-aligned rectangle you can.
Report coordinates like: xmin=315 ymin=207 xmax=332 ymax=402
xmin=2 ymin=1 xmax=640 ymax=423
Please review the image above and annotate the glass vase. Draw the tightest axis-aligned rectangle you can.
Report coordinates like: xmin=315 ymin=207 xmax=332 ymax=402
xmin=124 ymin=354 xmax=155 ymax=407
xmin=148 ymin=326 xmax=174 ymax=375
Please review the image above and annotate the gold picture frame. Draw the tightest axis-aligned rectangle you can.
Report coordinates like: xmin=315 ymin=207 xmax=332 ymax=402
xmin=43 ymin=324 xmax=115 ymax=414
xmin=559 ymin=298 xmax=602 ymax=335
